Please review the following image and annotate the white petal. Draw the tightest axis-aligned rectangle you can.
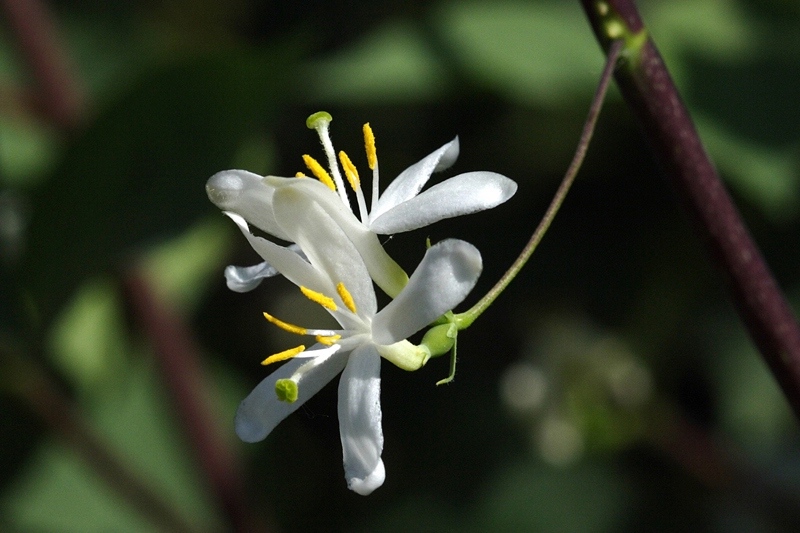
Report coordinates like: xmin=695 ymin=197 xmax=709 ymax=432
xmin=272 ymin=187 xmax=378 ymax=318
xmin=224 ymin=262 xmax=276 ymax=292
xmin=274 ymin=177 xmax=408 ymax=298
xmin=338 ymin=344 xmax=385 ymax=495
xmin=372 ymin=239 xmax=482 ymax=345
xmin=224 ymin=212 xmax=335 ymax=297
xmin=223 ymin=245 xmax=307 ymax=293
xmin=235 ymin=349 xmax=348 ymax=442
xmin=206 ymin=170 xmax=291 ymax=241
xmin=370 ymin=137 xmax=460 ymax=222
xmin=369 ymin=172 xmax=518 ymax=234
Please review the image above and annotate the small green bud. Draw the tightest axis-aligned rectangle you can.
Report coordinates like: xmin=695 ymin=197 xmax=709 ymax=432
xmin=275 ymin=379 xmax=299 ymax=403
xmin=421 ymin=323 xmax=458 ymax=358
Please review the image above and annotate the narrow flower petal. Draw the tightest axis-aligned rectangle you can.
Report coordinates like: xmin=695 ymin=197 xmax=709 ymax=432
xmin=370 ymin=137 xmax=460 ymax=221
xmin=270 ymin=176 xmax=408 ymax=297
xmin=224 ymin=212 xmax=335 ymax=298
xmin=272 ymin=187 xmax=378 ymax=318
xmin=206 ymin=170 xmax=291 ymax=241
xmin=369 ymin=172 xmax=518 ymax=234
xmin=338 ymin=344 xmax=384 ymax=495
xmin=224 ymin=262 xmax=276 ymax=293
xmin=224 ymin=245 xmax=307 ymax=293
xmin=372 ymin=239 xmax=482 ymax=345
xmin=235 ymin=349 xmax=349 ymax=442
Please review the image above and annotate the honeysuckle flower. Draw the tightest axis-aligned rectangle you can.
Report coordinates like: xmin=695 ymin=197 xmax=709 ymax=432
xmin=229 ymin=185 xmax=483 ymax=495
xmin=206 ymin=112 xmax=516 ymax=297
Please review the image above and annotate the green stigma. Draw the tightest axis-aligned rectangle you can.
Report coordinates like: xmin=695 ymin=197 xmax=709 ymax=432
xmin=306 ymin=111 xmax=333 ymax=130
xmin=275 ymin=379 xmax=299 ymax=403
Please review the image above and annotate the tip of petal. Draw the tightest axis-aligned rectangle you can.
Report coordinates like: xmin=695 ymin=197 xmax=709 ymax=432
xmin=234 ymin=407 xmax=269 ymax=443
xmin=347 ymin=459 xmax=385 ymax=495
xmin=434 ymin=136 xmax=460 ymax=172
xmin=206 ymin=170 xmax=246 ymax=207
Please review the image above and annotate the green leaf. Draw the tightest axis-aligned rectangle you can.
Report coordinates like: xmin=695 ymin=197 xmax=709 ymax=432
xmin=434 ymin=0 xmax=603 ymax=105
xmin=22 ymin=49 xmax=293 ymax=323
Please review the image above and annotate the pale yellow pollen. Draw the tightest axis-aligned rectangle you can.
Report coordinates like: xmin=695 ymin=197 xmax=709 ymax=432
xmin=363 ymin=123 xmax=377 ymax=170
xmin=302 ymin=154 xmax=336 ymax=191
xmin=336 ymin=282 xmax=357 ymax=313
xmin=338 ymin=150 xmax=360 ymax=191
xmin=300 ymin=286 xmax=338 ymax=311
xmin=316 ymin=334 xmax=342 ymax=346
xmin=263 ymin=312 xmax=308 ymax=335
xmin=261 ymin=345 xmax=306 ymax=366
xmin=295 ymin=171 xmax=307 ymax=178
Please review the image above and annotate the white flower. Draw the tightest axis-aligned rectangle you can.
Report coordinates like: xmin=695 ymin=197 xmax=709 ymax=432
xmin=229 ymin=185 xmax=482 ymax=495
xmin=206 ymin=112 xmax=516 ymax=297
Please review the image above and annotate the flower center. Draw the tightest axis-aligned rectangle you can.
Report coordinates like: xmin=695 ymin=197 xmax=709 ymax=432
xmin=258 ymin=282 xmax=358 ymax=367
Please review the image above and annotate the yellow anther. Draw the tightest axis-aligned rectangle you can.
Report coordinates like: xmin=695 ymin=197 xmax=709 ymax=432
xmin=302 ymin=154 xmax=336 ymax=191
xmin=336 ymin=282 xmax=357 ymax=313
xmin=338 ymin=151 xmax=360 ymax=191
xmin=316 ymin=334 xmax=342 ymax=346
xmin=261 ymin=345 xmax=306 ymax=366
xmin=263 ymin=312 xmax=308 ymax=335
xmin=295 ymin=171 xmax=307 ymax=178
xmin=363 ymin=123 xmax=377 ymax=170
xmin=300 ymin=286 xmax=338 ymax=311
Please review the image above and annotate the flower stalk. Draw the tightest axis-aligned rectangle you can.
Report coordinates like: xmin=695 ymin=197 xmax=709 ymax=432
xmin=579 ymin=0 xmax=800 ymax=418
xmin=454 ymin=39 xmax=624 ymax=331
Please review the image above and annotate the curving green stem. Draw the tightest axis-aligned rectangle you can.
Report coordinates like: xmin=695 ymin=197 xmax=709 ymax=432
xmin=423 ymin=38 xmax=623 ymax=386
xmin=454 ymin=39 xmax=625 ymax=331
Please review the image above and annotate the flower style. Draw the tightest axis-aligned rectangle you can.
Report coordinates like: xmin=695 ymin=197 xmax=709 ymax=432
xmin=229 ymin=185 xmax=483 ymax=495
xmin=206 ymin=112 xmax=516 ymax=298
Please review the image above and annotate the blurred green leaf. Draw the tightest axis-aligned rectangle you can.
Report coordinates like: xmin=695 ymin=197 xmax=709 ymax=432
xmin=302 ymin=21 xmax=450 ymax=103
xmin=696 ymin=115 xmax=799 ymax=220
xmin=2 ymin=358 xmax=223 ymax=532
xmin=22 ymin=49 xmax=294 ymax=323
xmin=474 ymin=460 xmax=629 ymax=533
xmin=434 ymin=0 xmax=603 ymax=106
xmin=141 ymin=216 xmax=233 ymax=312
xmin=48 ymin=276 xmax=128 ymax=393
xmin=709 ymin=314 xmax=794 ymax=457
xmin=0 ymin=120 xmax=60 ymax=186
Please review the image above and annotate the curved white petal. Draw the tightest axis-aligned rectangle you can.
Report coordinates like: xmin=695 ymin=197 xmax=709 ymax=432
xmin=370 ymin=137 xmax=460 ymax=221
xmin=273 ymin=187 xmax=378 ymax=318
xmin=369 ymin=172 xmax=518 ymax=234
xmin=224 ymin=212 xmax=335 ymax=297
xmin=372 ymin=239 xmax=482 ymax=345
xmin=224 ymin=262 xmax=276 ymax=292
xmin=235 ymin=349 xmax=349 ymax=442
xmin=224 ymin=245 xmax=307 ymax=293
xmin=206 ymin=170 xmax=292 ymax=241
xmin=272 ymin=177 xmax=408 ymax=298
xmin=338 ymin=344 xmax=385 ymax=495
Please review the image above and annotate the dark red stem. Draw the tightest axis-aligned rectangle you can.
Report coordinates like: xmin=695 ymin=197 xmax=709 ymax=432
xmin=1 ymin=0 xmax=85 ymax=128
xmin=579 ymin=0 xmax=800 ymax=417
xmin=123 ymin=272 xmax=272 ymax=532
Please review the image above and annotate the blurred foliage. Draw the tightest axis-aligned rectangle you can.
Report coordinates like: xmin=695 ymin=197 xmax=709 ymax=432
xmin=1 ymin=0 xmax=800 ymax=531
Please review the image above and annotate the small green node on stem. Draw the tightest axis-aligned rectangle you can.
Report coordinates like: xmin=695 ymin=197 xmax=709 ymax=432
xmin=594 ymin=1 xmax=647 ymax=60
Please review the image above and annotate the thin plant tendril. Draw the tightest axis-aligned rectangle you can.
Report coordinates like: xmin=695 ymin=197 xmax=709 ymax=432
xmin=455 ymin=39 xmax=624 ymax=330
